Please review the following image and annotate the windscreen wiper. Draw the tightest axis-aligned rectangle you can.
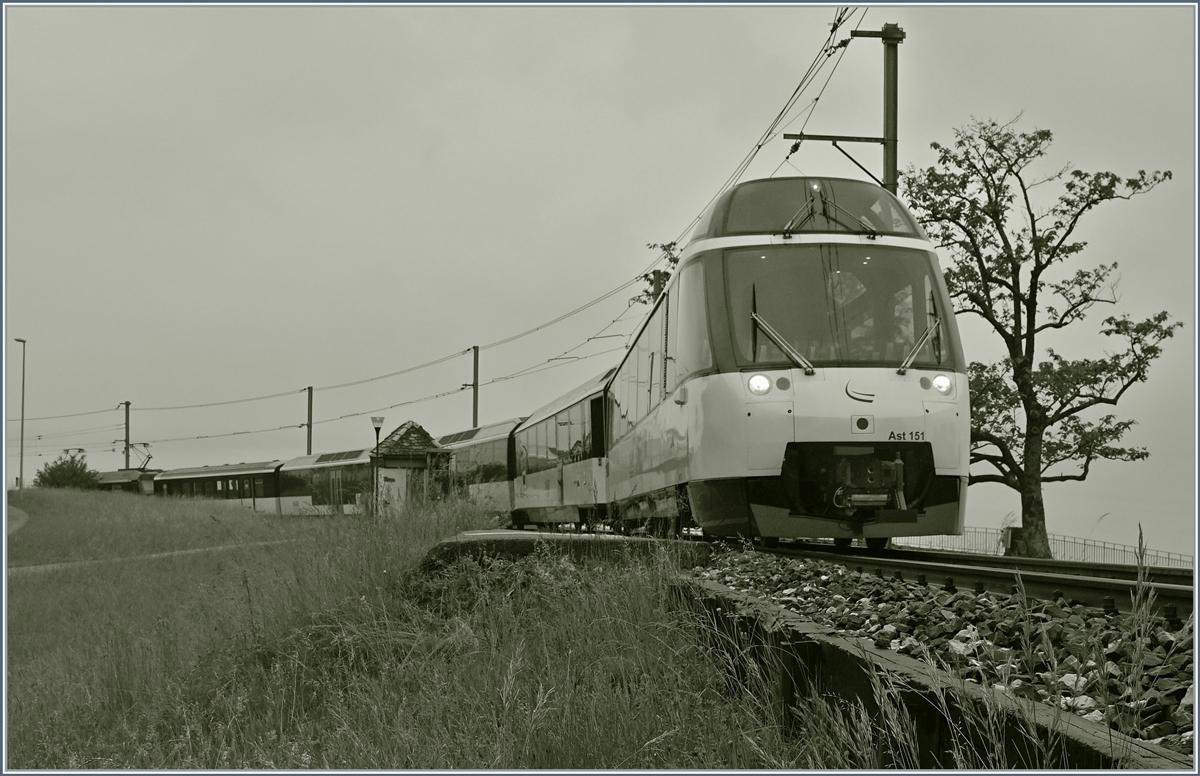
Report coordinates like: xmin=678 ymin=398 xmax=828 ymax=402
xmin=822 ymin=199 xmax=879 ymax=237
xmin=782 ymin=198 xmax=817 ymax=235
xmin=897 ymin=318 xmax=941 ymax=375
xmin=781 ymin=188 xmax=878 ymax=237
xmin=751 ymin=312 xmax=815 ymax=375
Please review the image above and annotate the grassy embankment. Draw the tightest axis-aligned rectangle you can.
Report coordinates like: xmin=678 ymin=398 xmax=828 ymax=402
xmin=10 ymin=488 xmax=1144 ymax=768
xmin=8 ymin=488 xmax=895 ymax=769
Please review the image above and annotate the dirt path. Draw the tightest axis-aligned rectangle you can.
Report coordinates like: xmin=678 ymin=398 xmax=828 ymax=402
xmin=6 ymin=539 xmax=293 ymax=577
xmin=7 ymin=505 xmax=29 ymax=536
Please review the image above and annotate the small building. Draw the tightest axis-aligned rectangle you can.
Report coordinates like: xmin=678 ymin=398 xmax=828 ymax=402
xmin=371 ymin=420 xmax=449 ymax=510
xmin=96 ymin=469 xmax=162 ymax=495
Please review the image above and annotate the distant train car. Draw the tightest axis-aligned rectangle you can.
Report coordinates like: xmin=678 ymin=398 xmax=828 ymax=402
xmin=277 ymin=449 xmax=373 ymax=515
xmin=603 ymin=176 xmax=969 ymax=547
xmin=153 ymin=449 xmax=375 ymax=515
xmin=437 ymin=417 xmax=525 ymax=514
xmin=509 ymin=371 xmax=611 ymax=529
xmin=153 ymin=461 xmax=283 ymax=513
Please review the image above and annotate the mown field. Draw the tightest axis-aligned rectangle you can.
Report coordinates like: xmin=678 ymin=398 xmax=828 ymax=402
xmin=7 ymin=489 xmax=909 ymax=769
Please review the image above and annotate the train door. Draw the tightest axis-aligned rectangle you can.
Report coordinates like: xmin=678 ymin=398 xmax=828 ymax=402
xmin=242 ymin=477 xmax=253 ymax=509
xmin=330 ymin=469 xmax=344 ymax=515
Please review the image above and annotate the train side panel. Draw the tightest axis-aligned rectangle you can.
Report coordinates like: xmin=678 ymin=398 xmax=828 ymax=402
xmin=513 ymin=458 xmax=607 ymax=524
xmin=467 ymin=480 xmax=512 ymax=513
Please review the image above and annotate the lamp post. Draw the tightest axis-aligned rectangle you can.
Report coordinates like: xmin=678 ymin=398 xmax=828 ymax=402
xmin=371 ymin=416 xmax=384 ymax=517
xmin=14 ymin=338 xmax=26 ymax=496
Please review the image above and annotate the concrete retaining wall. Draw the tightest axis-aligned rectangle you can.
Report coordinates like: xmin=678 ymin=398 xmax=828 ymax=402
xmin=677 ymin=576 xmax=1192 ymax=769
xmin=420 ymin=529 xmax=710 ymax=572
xmin=418 ymin=530 xmax=1190 ymax=768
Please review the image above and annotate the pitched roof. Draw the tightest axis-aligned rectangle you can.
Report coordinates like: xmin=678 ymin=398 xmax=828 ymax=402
xmin=373 ymin=420 xmax=440 ymax=458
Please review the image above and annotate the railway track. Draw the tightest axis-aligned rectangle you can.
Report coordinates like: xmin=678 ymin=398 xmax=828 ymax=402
xmin=518 ymin=524 xmax=1194 ymax=620
xmin=761 ymin=542 xmax=1194 ymax=621
xmin=798 ymin=540 xmax=1194 ymax=585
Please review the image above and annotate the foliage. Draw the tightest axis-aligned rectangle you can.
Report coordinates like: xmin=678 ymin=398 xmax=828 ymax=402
xmin=33 ymin=452 xmax=101 ymax=490
xmin=630 ymin=241 xmax=681 ymax=306
xmin=901 ymin=116 xmax=1179 ymax=557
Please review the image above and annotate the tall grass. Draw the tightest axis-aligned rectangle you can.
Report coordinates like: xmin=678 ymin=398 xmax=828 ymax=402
xmin=8 ymin=491 xmax=844 ymax=768
xmin=15 ymin=490 xmax=1182 ymax=768
xmin=7 ymin=488 xmax=301 ymax=567
xmin=6 ymin=491 xmax=497 ymax=768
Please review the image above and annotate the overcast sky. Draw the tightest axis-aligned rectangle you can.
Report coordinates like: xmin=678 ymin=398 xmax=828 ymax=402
xmin=4 ymin=4 xmax=1195 ymax=553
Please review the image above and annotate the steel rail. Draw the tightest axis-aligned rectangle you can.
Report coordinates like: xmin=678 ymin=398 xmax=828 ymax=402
xmin=765 ymin=545 xmax=1194 ymax=621
xmin=785 ymin=540 xmax=1195 ymax=586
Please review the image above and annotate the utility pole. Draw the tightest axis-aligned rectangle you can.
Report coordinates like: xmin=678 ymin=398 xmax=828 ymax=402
xmin=463 ymin=346 xmax=480 ymax=428
xmin=472 ymin=345 xmax=479 ymax=428
xmin=14 ymin=338 xmax=25 ymax=495
xmin=784 ymin=22 xmax=906 ymax=193
xmin=122 ymin=401 xmax=130 ymax=469
xmin=307 ymin=386 xmax=313 ymax=455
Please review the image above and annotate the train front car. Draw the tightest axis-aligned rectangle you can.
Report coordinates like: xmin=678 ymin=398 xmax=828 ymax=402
xmin=607 ymin=177 xmax=969 ymax=546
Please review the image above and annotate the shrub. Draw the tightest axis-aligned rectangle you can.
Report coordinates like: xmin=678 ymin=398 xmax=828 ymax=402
xmin=33 ymin=452 xmax=101 ymax=490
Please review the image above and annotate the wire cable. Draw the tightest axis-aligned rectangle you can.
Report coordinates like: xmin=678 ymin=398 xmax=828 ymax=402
xmin=312 ymin=348 xmax=473 ymax=392
xmin=484 ymin=344 xmax=628 ymax=386
xmin=6 ymin=422 xmax=124 ymax=443
xmin=311 ymin=387 xmax=469 ymax=426
xmin=479 ymin=275 xmax=645 ymax=351
xmin=7 ymin=11 xmax=867 ymax=439
xmin=143 ymin=424 xmax=305 ymax=445
xmin=6 ymin=407 xmax=116 ymax=422
xmin=135 ymin=389 xmax=307 ymax=412
xmin=773 ymin=8 xmax=869 ymax=175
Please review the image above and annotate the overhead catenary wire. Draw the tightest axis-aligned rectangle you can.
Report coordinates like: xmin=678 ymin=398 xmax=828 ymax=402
xmin=6 ymin=422 xmax=124 ymax=443
xmin=135 ymin=388 xmax=307 ymax=412
xmin=474 ymin=8 xmax=867 ymax=359
xmin=698 ymin=7 xmax=865 ymax=219
xmin=311 ymin=348 xmax=473 ymax=392
xmin=15 ymin=446 xmax=119 ymax=459
xmin=770 ymin=8 xmax=869 ymax=177
xmin=483 ymin=344 xmax=628 ymax=386
xmin=117 ymin=344 xmax=631 ymax=449
xmin=311 ymin=387 xmax=469 ymax=426
xmin=11 ymin=11 xmax=866 ymax=445
xmin=494 ymin=8 xmax=868 ymax=373
xmin=6 ymin=407 xmax=116 ymax=423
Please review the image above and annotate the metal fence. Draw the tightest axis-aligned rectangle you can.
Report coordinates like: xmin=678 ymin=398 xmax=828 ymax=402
xmin=892 ymin=526 xmax=1194 ymax=570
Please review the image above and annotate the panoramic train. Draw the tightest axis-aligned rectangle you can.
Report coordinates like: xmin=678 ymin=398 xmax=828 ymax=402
xmin=153 ymin=450 xmax=376 ymax=516
xmin=149 ymin=176 xmax=968 ymax=547
xmin=441 ymin=176 xmax=970 ymax=547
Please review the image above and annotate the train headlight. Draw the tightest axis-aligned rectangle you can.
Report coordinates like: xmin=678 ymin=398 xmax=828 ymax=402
xmin=748 ymin=374 xmax=772 ymax=395
xmin=932 ymin=374 xmax=953 ymax=395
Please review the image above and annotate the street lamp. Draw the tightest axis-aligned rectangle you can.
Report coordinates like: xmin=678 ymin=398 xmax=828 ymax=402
xmin=371 ymin=416 xmax=384 ymax=517
xmin=14 ymin=338 xmax=25 ymax=497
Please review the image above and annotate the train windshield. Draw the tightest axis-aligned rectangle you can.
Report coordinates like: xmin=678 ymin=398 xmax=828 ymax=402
xmin=725 ymin=244 xmax=957 ymax=370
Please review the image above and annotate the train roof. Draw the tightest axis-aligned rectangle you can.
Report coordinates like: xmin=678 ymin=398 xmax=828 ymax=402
xmin=437 ymin=417 xmax=526 ymax=449
xmin=97 ymin=469 xmax=160 ymax=485
xmin=687 ymin=176 xmax=927 ymax=244
xmin=518 ymin=367 xmax=616 ymax=430
xmin=154 ymin=461 xmax=283 ymax=481
xmin=279 ymin=449 xmax=372 ymax=471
